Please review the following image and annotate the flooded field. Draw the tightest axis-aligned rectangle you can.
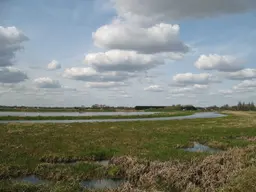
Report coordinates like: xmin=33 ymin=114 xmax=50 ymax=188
xmin=0 ymin=111 xmax=156 ymax=117
xmin=0 ymin=112 xmax=226 ymax=123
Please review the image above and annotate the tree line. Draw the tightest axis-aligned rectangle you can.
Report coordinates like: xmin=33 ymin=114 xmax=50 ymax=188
xmin=208 ymin=101 xmax=256 ymax=111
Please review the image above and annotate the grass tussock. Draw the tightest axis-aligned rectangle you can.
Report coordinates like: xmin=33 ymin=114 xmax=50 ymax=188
xmin=110 ymin=146 xmax=256 ymax=192
xmin=220 ymin=166 xmax=256 ymax=192
xmin=39 ymin=150 xmax=113 ymax=163
xmin=34 ymin=162 xmax=120 ymax=181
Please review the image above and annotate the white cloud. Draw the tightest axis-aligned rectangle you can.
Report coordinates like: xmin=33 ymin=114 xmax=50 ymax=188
xmin=172 ymin=73 xmax=220 ymax=86
xmin=111 ymin=0 xmax=256 ymax=24
xmin=85 ymin=50 xmax=164 ymax=72
xmin=63 ymin=67 xmax=98 ymax=80
xmin=93 ymin=23 xmax=189 ymax=54
xmin=0 ymin=67 xmax=28 ymax=83
xmin=85 ymin=81 xmax=128 ymax=89
xmin=226 ymin=68 xmax=256 ymax=80
xmin=233 ymin=80 xmax=256 ymax=91
xmin=0 ymin=26 xmax=28 ymax=67
xmin=108 ymin=93 xmax=133 ymax=98
xmin=34 ymin=77 xmax=61 ymax=89
xmin=144 ymin=85 xmax=164 ymax=92
xmin=63 ymin=67 xmax=136 ymax=82
xmin=169 ymin=84 xmax=209 ymax=95
xmin=47 ymin=60 xmax=61 ymax=70
xmin=218 ymin=89 xmax=233 ymax=95
xmin=214 ymin=80 xmax=256 ymax=96
xmin=195 ymin=54 xmax=244 ymax=72
xmin=170 ymin=84 xmax=209 ymax=94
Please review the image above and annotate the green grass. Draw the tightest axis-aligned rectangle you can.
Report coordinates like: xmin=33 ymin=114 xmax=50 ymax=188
xmin=1 ymin=111 xmax=256 ymax=191
xmin=0 ymin=111 xmax=194 ymax=121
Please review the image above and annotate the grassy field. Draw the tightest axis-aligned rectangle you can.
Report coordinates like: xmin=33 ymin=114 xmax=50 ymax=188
xmin=0 ymin=111 xmax=194 ymax=121
xmin=0 ymin=111 xmax=256 ymax=191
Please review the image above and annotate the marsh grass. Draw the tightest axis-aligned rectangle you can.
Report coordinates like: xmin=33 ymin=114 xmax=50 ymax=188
xmin=110 ymin=146 xmax=256 ymax=192
xmin=1 ymin=112 xmax=256 ymax=191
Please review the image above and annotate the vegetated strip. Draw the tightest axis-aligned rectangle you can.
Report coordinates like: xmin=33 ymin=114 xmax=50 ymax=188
xmin=0 ymin=111 xmax=194 ymax=121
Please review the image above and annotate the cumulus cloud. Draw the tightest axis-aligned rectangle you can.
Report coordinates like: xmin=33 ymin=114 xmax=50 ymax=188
xmin=108 ymin=93 xmax=132 ymax=98
xmin=0 ymin=67 xmax=28 ymax=83
xmin=218 ymin=89 xmax=234 ymax=95
xmin=85 ymin=50 xmax=164 ymax=72
xmin=233 ymin=80 xmax=256 ymax=91
xmin=111 ymin=0 xmax=256 ymax=24
xmin=0 ymin=26 xmax=28 ymax=67
xmin=144 ymin=85 xmax=164 ymax=92
xmin=215 ymin=80 xmax=256 ymax=96
xmin=47 ymin=60 xmax=61 ymax=70
xmin=170 ymin=84 xmax=208 ymax=94
xmin=85 ymin=81 xmax=128 ymax=88
xmin=226 ymin=68 xmax=256 ymax=80
xmin=195 ymin=54 xmax=244 ymax=72
xmin=63 ymin=67 xmax=136 ymax=82
xmin=93 ymin=23 xmax=189 ymax=54
xmin=172 ymin=73 xmax=220 ymax=86
xmin=34 ymin=77 xmax=61 ymax=89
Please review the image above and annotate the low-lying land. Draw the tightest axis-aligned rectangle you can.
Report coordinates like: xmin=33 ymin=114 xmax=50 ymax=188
xmin=0 ymin=111 xmax=194 ymax=121
xmin=0 ymin=111 xmax=256 ymax=191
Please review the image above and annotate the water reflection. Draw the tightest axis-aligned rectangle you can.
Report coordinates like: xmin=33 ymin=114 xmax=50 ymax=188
xmin=183 ymin=143 xmax=222 ymax=153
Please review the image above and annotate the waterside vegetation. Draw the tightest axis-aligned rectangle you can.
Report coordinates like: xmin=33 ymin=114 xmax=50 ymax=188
xmin=0 ymin=111 xmax=256 ymax=191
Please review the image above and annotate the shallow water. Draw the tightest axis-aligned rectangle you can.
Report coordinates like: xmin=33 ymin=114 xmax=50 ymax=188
xmin=81 ymin=179 xmax=124 ymax=189
xmin=97 ymin=160 xmax=109 ymax=166
xmin=15 ymin=175 xmax=46 ymax=184
xmin=0 ymin=112 xmax=227 ymax=124
xmin=0 ymin=111 xmax=156 ymax=117
xmin=183 ymin=143 xmax=222 ymax=153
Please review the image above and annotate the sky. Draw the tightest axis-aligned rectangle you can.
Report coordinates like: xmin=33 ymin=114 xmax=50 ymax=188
xmin=1 ymin=0 xmax=256 ymax=107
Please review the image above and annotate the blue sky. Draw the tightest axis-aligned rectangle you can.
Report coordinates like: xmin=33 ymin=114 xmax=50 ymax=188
xmin=1 ymin=0 xmax=256 ymax=107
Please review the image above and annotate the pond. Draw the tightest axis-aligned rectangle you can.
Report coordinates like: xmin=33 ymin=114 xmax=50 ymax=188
xmin=183 ymin=143 xmax=222 ymax=153
xmin=0 ymin=112 xmax=226 ymax=124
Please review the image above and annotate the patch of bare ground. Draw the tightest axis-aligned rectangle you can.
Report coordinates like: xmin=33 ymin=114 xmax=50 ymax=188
xmin=109 ymin=146 xmax=256 ymax=192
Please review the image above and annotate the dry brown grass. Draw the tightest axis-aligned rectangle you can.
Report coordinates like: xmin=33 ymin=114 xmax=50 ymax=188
xmin=222 ymin=111 xmax=255 ymax=117
xmin=109 ymin=146 xmax=256 ymax=192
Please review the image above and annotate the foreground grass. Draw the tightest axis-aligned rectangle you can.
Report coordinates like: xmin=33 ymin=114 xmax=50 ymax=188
xmin=0 ymin=111 xmax=256 ymax=191
xmin=0 ymin=111 xmax=194 ymax=121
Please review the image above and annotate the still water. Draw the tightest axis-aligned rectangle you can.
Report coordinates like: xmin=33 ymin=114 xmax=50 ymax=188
xmin=183 ymin=143 xmax=222 ymax=153
xmin=0 ymin=111 xmax=156 ymax=117
xmin=0 ymin=112 xmax=226 ymax=124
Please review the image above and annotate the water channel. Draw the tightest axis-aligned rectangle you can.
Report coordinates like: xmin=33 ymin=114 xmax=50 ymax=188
xmin=0 ymin=112 xmax=226 ymax=124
